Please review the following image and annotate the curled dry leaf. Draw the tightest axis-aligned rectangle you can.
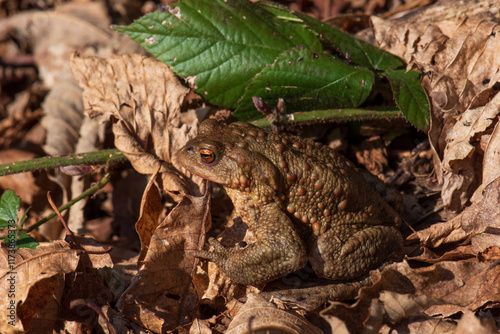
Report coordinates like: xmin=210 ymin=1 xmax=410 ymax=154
xmin=117 ymin=191 xmax=210 ymax=332
xmin=0 ymin=241 xmax=80 ymax=333
xmin=70 ymin=53 xmax=199 ymax=198
xmin=135 ymin=167 xmax=163 ymax=266
xmin=471 ymin=116 xmax=500 ymax=203
xmin=226 ymin=293 xmax=322 ymax=334
xmin=370 ymin=2 xmax=500 ymax=211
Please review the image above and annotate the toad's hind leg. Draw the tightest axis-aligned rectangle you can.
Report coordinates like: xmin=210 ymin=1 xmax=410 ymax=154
xmin=192 ymin=203 xmax=307 ymax=286
xmin=310 ymin=225 xmax=404 ymax=281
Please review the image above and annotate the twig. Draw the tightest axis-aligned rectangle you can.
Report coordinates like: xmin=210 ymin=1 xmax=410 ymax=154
xmin=251 ymin=108 xmax=403 ymax=128
xmin=26 ymin=173 xmax=111 ymax=233
xmin=0 ymin=149 xmax=126 ymax=176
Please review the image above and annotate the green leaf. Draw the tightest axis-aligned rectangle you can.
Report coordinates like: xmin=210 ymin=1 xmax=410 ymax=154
xmin=293 ymin=11 xmax=405 ymax=71
xmin=116 ymin=0 xmax=429 ymax=128
xmin=383 ymin=69 xmax=430 ymax=130
xmin=235 ymin=47 xmax=374 ymax=120
xmin=0 ymin=190 xmax=20 ymax=225
xmin=115 ymin=0 xmax=320 ymax=109
xmin=15 ymin=232 xmax=39 ymax=249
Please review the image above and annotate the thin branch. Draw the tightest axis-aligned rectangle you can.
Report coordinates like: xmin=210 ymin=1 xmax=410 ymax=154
xmin=26 ymin=173 xmax=111 ymax=233
xmin=251 ymin=108 xmax=403 ymax=128
xmin=0 ymin=149 xmax=126 ymax=176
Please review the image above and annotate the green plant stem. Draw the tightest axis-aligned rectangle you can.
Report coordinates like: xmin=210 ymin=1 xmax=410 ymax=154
xmin=252 ymin=108 xmax=403 ymax=128
xmin=0 ymin=149 xmax=126 ymax=176
xmin=26 ymin=173 xmax=111 ymax=233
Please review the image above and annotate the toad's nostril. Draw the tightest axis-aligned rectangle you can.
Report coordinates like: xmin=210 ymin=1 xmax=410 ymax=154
xmin=186 ymin=145 xmax=194 ymax=153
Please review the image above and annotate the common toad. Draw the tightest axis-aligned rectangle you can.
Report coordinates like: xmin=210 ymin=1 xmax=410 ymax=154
xmin=178 ymin=120 xmax=403 ymax=293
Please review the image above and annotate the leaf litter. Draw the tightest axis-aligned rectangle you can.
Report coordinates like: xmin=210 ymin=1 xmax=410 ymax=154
xmin=1 ymin=0 xmax=500 ymax=333
xmin=70 ymin=53 xmax=202 ymax=199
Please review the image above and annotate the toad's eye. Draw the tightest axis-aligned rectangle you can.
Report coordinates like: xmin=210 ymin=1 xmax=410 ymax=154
xmin=200 ymin=148 xmax=216 ymax=164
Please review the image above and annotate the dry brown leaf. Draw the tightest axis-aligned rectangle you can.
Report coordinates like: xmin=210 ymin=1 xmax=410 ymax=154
xmin=136 ymin=167 xmax=164 ymax=266
xmin=391 ymin=315 xmax=457 ymax=334
xmin=0 ymin=90 xmax=42 ymax=148
xmin=379 ymin=311 xmax=495 ymax=334
xmin=0 ymin=233 xmax=114 ymax=334
xmin=198 ymin=259 xmax=253 ymax=309
xmin=0 ymin=241 xmax=80 ymax=333
xmin=320 ymin=260 xmax=499 ymax=333
xmin=68 ymin=234 xmax=114 ymax=269
xmin=0 ymin=150 xmax=40 ymax=204
xmin=320 ymin=263 xmax=439 ymax=333
xmin=52 ymin=235 xmax=115 ymax=330
xmin=0 ymin=2 xmax=111 ymax=88
xmin=455 ymin=310 xmax=497 ymax=334
xmin=189 ymin=318 xmax=213 ymax=334
xmin=442 ymin=91 xmax=500 ymax=173
xmin=411 ymin=219 xmax=465 ymax=248
xmin=392 ymin=261 xmax=499 ymax=316
xmin=226 ymin=293 xmax=322 ymax=334
xmin=369 ymin=2 xmax=500 ymax=211
xmin=353 ymin=136 xmax=388 ymax=175
xmin=471 ymin=117 xmax=500 ymax=203
xmin=408 ymin=246 xmax=475 ymax=264
xmin=117 ymin=192 xmax=210 ymax=332
xmin=70 ymin=53 xmax=200 ymax=198
xmin=414 ymin=177 xmax=500 ymax=249
xmin=41 ymin=73 xmax=84 ymax=156
xmin=18 ymin=275 xmax=65 ymax=334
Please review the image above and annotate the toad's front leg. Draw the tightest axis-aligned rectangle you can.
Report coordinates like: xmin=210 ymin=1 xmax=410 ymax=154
xmin=192 ymin=203 xmax=307 ymax=286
